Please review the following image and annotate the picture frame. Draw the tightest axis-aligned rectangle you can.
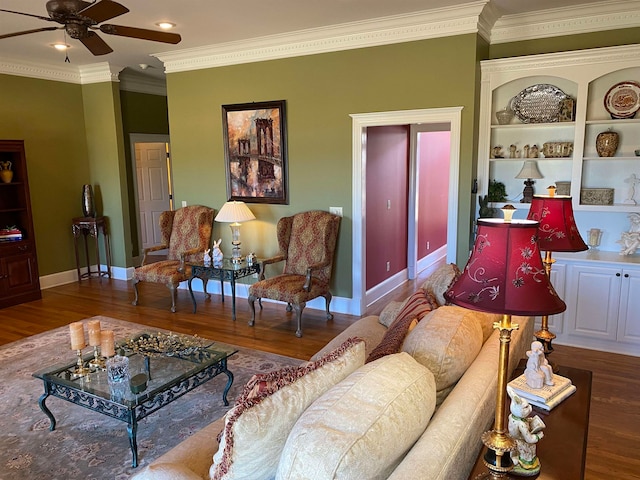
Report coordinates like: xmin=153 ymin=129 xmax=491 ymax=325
xmin=222 ymin=100 xmax=288 ymax=204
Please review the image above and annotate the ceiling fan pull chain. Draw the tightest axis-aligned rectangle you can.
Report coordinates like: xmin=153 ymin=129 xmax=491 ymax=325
xmin=64 ymin=30 xmax=70 ymax=63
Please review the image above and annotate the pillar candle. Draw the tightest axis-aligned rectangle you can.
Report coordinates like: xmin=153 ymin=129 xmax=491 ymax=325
xmin=69 ymin=322 xmax=85 ymax=351
xmin=101 ymin=330 xmax=115 ymax=357
xmin=87 ymin=319 xmax=101 ymax=347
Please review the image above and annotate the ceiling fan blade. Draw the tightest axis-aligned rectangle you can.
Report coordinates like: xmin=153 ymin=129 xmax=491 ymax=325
xmin=0 ymin=8 xmax=53 ymax=22
xmin=99 ymin=24 xmax=181 ymax=44
xmin=79 ymin=31 xmax=113 ymax=55
xmin=0 ymin=26 xmax=60 ymax=40
xmin=78 ymin=0 xmax=129 ymax=24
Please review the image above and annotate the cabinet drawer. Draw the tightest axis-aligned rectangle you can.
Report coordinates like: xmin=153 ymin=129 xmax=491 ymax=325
xmin=0 ymin=240 xmax=32 ymax=255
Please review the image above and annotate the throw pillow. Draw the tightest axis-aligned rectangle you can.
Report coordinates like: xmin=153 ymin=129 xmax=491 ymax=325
xmin=402 ymin=305 xmax=483 ymax=405
xmin=378 ymin=300 xmax=405 ymax=328
xmin=365 ymin=289 xmax=438 ymax=363
xmin=420 ymin=263 xmax=461 ymax=306
xmin=276 ymin=352 xmax=437 ymax=480
xmin=210 ymin=337 xmax=365 ymax=480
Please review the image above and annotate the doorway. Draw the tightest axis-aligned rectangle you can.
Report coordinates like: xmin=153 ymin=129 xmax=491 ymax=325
xmin=129 ymin=134 xmax=173 ymax=263
xmin=350 ymin=107 xmax=462 ymax=315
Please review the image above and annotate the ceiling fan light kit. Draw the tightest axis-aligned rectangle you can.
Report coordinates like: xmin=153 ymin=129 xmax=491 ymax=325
xmin=0 ymin=0 xmax=181 ymax=56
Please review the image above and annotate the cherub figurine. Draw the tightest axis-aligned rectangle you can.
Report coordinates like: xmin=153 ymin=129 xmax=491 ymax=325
xmin=507 ymin=386 xmax=546 ymax=476
xmin=212 ymin=239 xmax=223 ymax=266
xmin=203 ymin=248 xmax=212 ymax=266
xmin=524 ymin=341 xmax=554 ymax=389
xmin=618 ymin=213 xmax=640 ymax=256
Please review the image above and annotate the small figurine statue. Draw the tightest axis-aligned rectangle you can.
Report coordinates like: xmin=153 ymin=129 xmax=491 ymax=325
xmin=528 ymin=144 xmax=539 ymax=158
xmin=507 ymin=386 xmax=546 ymax=476
xmin=618 ymin=212 xmax=640 ymax=256
xmin=246 ymin=252 xmax=255 ymax=265
xmin=524 ymin=341 xmax=554 ymax=389
xmin=509 ymin=144 xmax=517 ymax=158
xmin=492 ymin=145 xmax=504 ymax=158
xmin=212 ymin=239 xmax=224 ymax=266
xmin=623 ymin=173 xmax=639 ymax=205
xmin=203 ymin=248 xmax=212 ymax=266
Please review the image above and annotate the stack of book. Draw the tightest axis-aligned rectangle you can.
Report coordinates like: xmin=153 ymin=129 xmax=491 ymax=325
xmin=0 ymin=226 xmax=22 ymax=242
xmin=508 ymin=373 xmax=576 ymax=411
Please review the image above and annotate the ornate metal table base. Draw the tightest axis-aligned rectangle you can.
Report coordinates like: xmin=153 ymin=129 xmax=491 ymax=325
xmin=188 ymin=260 xmax=261 ymax=320
xmin=35 ymin=354 xmax=234 ymax=468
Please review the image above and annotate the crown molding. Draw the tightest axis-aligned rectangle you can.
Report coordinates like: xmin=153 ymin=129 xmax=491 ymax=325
xmin=491 ymin=0 xmax=640 ymax=44
xmin=79 ymin=62 xmax=123 ymax=83
xmin=0 ymin=58 xmax=125 ymax=85
xmin=155 ymin=1 xmax=489 ymax=73
xmin=0 ymin=57 xmax=82 ymax=83
xmin=481 ymin=43 xmax=640 ymax=73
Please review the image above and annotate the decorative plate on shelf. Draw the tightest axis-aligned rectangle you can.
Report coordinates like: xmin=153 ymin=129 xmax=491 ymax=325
xmin=604 ymin=81 xmax=640 ymax=119
xmin=509 ymin=84 xmax=568 ymax=123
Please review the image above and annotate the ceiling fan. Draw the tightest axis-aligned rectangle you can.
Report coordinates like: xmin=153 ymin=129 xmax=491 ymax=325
xmin=0 ymin=0 xmax=181 ymax=56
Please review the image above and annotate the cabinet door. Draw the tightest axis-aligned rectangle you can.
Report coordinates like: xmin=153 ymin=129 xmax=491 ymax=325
xmin=541 ymin=261 xmax=566 ymax=334
xmin=565 ymin=264 xmax=621 ymax=341
xmin=0 ymin=253 xmax=39 ymax=296
xmin=617 ymin=268 xmax=640 ymax=345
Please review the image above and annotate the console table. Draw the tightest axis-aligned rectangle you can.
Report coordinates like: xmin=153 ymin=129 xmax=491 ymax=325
xmin=72 ymin=216 xmax=111 ymax=280
xmin=188 ymin=258 xmax=260 ymax=320
xmin=469 ymin=363 xmax=592 ymax=479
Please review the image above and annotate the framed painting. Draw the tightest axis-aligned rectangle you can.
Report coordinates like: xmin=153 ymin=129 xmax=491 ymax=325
xmin=222 ymin=100 xmax=288 ymax=204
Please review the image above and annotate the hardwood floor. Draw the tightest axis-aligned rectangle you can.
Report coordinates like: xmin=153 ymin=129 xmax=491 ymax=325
xmin=1 ymin=275 xmax=638 ymax=479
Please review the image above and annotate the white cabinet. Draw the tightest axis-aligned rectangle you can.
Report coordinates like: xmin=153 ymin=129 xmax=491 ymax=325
xmin=553 ymin=251 xmax=640 ymax=357
xmin=478 ymin=44 xmax=640 ymax=215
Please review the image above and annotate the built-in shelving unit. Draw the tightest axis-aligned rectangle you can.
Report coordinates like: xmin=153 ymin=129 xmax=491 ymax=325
xmin=478 ymin=44 xmax=640 ymax=215
xmin=0 ymin=140 xmax=41 ymax=308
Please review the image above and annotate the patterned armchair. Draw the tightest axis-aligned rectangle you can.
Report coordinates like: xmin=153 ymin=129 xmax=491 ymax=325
xmin=248 ymin=210 xmax=341 ymax=337
xmin=132 ymin=205 xmax=214 ymax=312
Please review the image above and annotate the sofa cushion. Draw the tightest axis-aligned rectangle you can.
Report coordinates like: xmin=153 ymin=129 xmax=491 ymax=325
xmin=311 ymin=315 xmax=386 ymax=361
xmin=402 ymin=305 xmax=483 ymax=405
xmin=420 ymin=263 xmax=461 ymax=306
xmin=366 ymin=289 xmax=438 ymax=363
xmin=378 ymin=300 xmax=405 ymax=328
xmin=276 ymin=352 xmax=436 ymax=480
xmin=210 ymin=338 xmax=366 ymax=480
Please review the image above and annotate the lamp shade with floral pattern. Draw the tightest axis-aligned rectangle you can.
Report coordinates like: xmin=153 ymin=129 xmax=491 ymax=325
xmin=444 ymin=219 xmax=566 ymax=317
xmin=527 ymin=195 xmax=588 ymax=252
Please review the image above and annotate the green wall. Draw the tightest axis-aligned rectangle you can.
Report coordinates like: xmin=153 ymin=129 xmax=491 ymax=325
xmin=119 ymin=91 xmax=170 ymax=256
xmin=166 ymin=34 xmax=483 ymax=298
xmin=0 ymin=74 xmax=90 ymax=276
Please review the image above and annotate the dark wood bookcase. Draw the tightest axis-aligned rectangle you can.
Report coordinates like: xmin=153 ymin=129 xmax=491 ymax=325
xmin=0 ymin=140 xmax=41 ymax=308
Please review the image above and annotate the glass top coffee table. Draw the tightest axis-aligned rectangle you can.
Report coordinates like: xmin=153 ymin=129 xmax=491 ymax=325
xmin=33 ymin=333 xmax=237 ymax=468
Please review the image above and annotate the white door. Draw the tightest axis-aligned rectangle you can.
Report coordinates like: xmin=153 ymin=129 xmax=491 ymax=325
xmin=134 ymin=140 xmax=172 ymax=252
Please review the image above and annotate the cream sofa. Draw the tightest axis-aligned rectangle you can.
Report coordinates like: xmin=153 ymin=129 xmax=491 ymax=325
xmin=131 ymin=265 xmax=534 ymax=480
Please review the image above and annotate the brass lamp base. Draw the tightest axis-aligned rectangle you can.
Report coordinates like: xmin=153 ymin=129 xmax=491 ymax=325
xmin=473 ymin=430 xmax=516 ymax=479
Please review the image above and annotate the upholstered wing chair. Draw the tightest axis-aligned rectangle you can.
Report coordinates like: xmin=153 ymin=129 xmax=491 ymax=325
xmin=248 ymin=210 xmax=341 ymax=337
xmin=132 ymin=205 xmax=214 ymax=312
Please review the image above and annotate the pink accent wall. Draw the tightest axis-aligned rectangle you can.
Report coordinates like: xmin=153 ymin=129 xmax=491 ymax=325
xmin=417 ymin=131 xmax=450 ymax=259
xmin=365 ymin=125 xmax=409 ymax=290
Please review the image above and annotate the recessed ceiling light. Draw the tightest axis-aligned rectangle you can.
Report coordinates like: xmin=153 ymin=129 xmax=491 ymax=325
xmin=51 ymin=43 xmax=70 ymax=51
xmin=155 ymin=22 xmax=176 ymax=30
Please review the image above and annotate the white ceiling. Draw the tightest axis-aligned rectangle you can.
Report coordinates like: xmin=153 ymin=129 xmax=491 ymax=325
xmin=0 ymin=0 xmax=631 ymax=82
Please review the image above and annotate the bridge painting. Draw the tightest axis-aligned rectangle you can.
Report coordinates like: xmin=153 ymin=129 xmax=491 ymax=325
xmin=222 ymin=100 xmax=288 ymax=204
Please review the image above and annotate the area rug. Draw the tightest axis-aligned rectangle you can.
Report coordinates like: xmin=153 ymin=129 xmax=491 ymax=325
xmin=0 ymin=316 xmax=301 ymax=480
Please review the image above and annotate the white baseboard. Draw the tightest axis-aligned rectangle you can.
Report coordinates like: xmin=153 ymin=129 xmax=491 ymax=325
xmin=39 ymin=264 xmax=131 ymax=289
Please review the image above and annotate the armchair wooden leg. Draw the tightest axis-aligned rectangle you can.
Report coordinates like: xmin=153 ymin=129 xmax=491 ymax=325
xmin=292 ymin=302 xmax=306 ymax=338
xmin=323 ymin=293 xmax=333 ymax=320
xmin=132 ymin=278 xmax=140 ymax=306
xmin=248 ymin=294 xmax=257 ymax=327
xmin=168 ymin=283 xmax=177 ymax=313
